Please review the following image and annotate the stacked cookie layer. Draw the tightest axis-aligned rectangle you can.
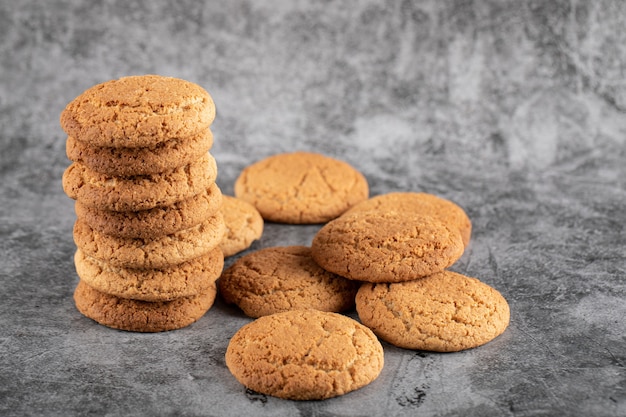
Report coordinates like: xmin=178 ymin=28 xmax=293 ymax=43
xmin=61 ymin=75 xmax=225 ymax=332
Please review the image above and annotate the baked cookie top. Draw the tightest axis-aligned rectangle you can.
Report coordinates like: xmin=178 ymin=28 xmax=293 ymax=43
xmin=356 ymin=271 xmax=510 ymax=352
xmin=219 ymin=195 xmax=264 ymax=258
xmin=234 ymin=152 xmax=368 ymax=224
xmin=62 ymin=153 xmax=217 ymax=211
xmin=60 ymin=75 xmax=215 ymax=148
xmin=74 ymin=247 xmax=223 ymax=302
xmin=73 ymin=214 xmax=225 ymax=269
xmin=73 ymin=280 xmax=217 ymax=332
xmin=344 ymin=192 xmax=472 ymax=247
xmin=219 ymin=246 xmax=359 ymax=317
xmin=225 ymin=310 xmax=384 ymax=400
xmin=75 ymin=183 xmax=223 ymax=239
xmin=66 ymin=129 xmax=213 ymax=176
xmin=311 ymin=211 xmax=464 ymax=283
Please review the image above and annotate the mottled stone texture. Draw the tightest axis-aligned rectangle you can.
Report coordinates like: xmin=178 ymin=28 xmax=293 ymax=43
xmin=1 ymin=1 xmax=625 ymax=416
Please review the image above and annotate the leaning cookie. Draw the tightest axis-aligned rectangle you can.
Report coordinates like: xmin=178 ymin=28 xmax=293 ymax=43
xmin=344 ymin=192 xmax=472 ymax=247
xmin=356 ymin=271 xmax=510 ymax=352
xmin=234 ymin=152 xmax=369 ymax=224
xmin=73 ymin=280 xmax=217 ymax=332
xmin=73 ymin=214 xmax=225 ymax=269
xmin=60 ymin=74 xmax=216 ymax=148
xmin=311 ymin=211 xmax=464 ymax=283
xmin=219 ymin=195 xmax=263 ymax=257
xmin=225 ymin=310 xmax=384 ymax=400
xmin=75 ymin=183 xmax=223 ymax=239
xmin=66 ymin=130 xmax=213 ymax=176
xmin=74 ymin=247 xmax=223 ymax=302
xmin=62 ymin=153 xmax=218 ymax=211
xmin=219 ymin=246 xmax=359 ymax=317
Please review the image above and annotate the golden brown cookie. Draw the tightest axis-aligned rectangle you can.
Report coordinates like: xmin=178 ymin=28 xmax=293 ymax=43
xmin=73 ymin=214 xmax=225 ymax=269
xmin=66 ymin=130 xmax=213 ymax=176
xmin=356 ymin=271 xmax=510 ymax=352
xmin=234 ymin=152 xmax=369 ymax=224
xmin=225 ymin=310 xmax=384 ymax=400
xmin=311 ymin=211 xmax=464 ymax=283
xmin=344 ymin=192 xmax=472 ymax=247
xmin=60 ymin=75 xmax=216 ymax=148
xmin=75 ymin=183 xmax=222 ymax=239
xmin=219 ymin=195 xmax=263 ymax=257
xmin=73 ymin=279 xmax=217 ymax=332
xmin=219 ymin=246 xmax=359 ymax=317
xmin=74 ymin=247 xmax=223 ymax=301
xmin=62 ymin=153 xmax=218 ymax=211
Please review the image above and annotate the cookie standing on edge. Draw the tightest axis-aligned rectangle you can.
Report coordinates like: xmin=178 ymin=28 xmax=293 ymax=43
xmin=219 ymin=246 xmax=359 ymax=317
xmin=234 ymin=152 xmax=369 ymax=224
xmin=344 ymin=192 xmax=472 ymax=247
xmin=219 ymin=195 xmax=264 ymax=257
xmin=225 ymin=310 xmax=384 ymax=400
xmin=311 ymin=211 xmax=464 ymax=283
xmin=356 ymin=271 xmax=510 ymax=352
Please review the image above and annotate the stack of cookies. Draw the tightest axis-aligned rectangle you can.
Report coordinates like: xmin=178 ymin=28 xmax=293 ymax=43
xmin=60 ymin=75 xmax=225 ymax=332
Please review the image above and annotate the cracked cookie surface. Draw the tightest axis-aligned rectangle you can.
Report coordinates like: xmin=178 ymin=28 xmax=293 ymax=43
xmin=60 ymin=75 xmax=215 ymax=148
xmin=356 ymin=271 xmax=510 ymax=352
xmin=311 ymin=211 xmax=464 ymax=283
xmin=62 ymin=153 xmax=217 ymax=211
xmin=225 ymin=309 xmax=384 ymax=400
xmin=75 ymin=247 xmax=223 ymax=301
xmin=219 ymin=246 xmax=359 ymax=317
xmin=234 ymin=152 xmax=368 ymax=224
xmin=219 ymin=195 xmax=264 ymax=257
xmin=73 ymin=279 xmax=217 ymax=332
xmin=344 ymin=192 xmax=472 ymax=247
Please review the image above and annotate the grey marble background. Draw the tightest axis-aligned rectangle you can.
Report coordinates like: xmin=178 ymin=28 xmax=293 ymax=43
xmin=1 ymin=1 xmax=625 ymax=416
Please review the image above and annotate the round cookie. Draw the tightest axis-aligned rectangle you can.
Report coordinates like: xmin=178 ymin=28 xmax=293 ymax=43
xmin=311 ymin=211 xmax=464 ymax=283
xmin=73 ymin=214 xmax=225 ymax=269
xmin=73 ymin=279 xmax=217 ymax=332
xmin=60 ymin=75 xmax=216 ymax=148
xmin=219 ymin=195 xmax=263 ymax=257
xmin=62 ymin=153 xmax=218 ymax=211
xmin=356 ymin=271 xmax=510 ymax=352
xmin=75 ymin=183 xmax=223 ymax=239
xmin=234 ymin=152 xmax=369 ymax=224
xmin=75 ymin=247 xmax=224 ymax=301
xmin=219 ymin=246 xmax=359 ymax=317
xmin=66 ymin=130 xmax=213 ymax=176
xmin=225 ymin=310 xmax=384 ymax=400
xmin=344 ymin=192 xmax=472 ymax=247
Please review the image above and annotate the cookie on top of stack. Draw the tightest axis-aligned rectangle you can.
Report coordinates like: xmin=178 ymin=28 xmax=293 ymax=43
xmin=311 ymin=192 xmax=510 ymax=352
xmin=61 ymin=74 xmax=225 ymax=332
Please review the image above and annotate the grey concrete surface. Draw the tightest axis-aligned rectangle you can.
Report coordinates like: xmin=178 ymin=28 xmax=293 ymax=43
xmin=1 ymin=1 xmax=625 ymax=416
